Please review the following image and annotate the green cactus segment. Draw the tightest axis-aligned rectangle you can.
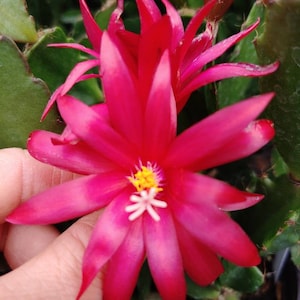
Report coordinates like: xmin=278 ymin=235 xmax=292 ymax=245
xmin=256 ymin=0 xmax=300 ymax=179
xmin=0 ymin=36 xmax=62 ymax=148
xmin=233 ymin=174 xmax=300 ymax=248
xmin=26 ymin=27 xmax=102 ymax=105
xmin=0 ymin=0 xmax=38 ymax=43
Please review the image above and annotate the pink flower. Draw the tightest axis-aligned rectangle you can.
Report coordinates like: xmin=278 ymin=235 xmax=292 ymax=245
xmin=43 ymin=0 xmax=278 ymax=116
xmin=134 ymin=0 xmax=279 ymax=110
xmin=7 ymin=32 xmax=275 ymax=300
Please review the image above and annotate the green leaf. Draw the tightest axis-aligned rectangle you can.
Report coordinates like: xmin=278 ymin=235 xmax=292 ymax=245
xmin=291 ymin=243 xmax=300 ymax=268
xmin=233 ymin=174 xmax=300 ymax=247
xmin=95 ymin=5 xmax=115 ymax=30
xmin=219 ymin=261 xmax=264 ymax=293
xmin=0 ymin=36 xmax=62 ymax=148
xmin=186 ymin=276 xmax=220 ymax=299
xmin=187 ymin=0 xmax=204 ymax=8
xmin=135 ymin=262 xmax=152 ymax=299
xmin=262 ymin=212 xmax=300 ymax=254
xmin=256 ymin=0 xmax=300 ymax=179
xmin=0 ymin=0 xmax=37 ymax=43
xmin=26 ymin=27 xmax=102 ymax=105
xmin=217 ymin=1 xmax=265 ymax=107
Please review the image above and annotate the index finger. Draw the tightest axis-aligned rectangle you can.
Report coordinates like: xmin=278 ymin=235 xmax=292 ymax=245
xmin=0 ymin=148 xmax=75 ymax=222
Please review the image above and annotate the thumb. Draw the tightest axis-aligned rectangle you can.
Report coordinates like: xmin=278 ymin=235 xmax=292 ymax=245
xmin=0 ymin=148 xmax=76 ymax=222
xmin=0 ymin=211 xmax=102 ymax=300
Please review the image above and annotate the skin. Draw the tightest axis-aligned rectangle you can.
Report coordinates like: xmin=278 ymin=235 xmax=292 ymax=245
xmin=0 ymin=148 xmax=102 ymax=299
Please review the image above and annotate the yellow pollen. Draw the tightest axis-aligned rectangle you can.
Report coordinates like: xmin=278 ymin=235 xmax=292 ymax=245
xmin=129 ymin=165 xmax=163 ymax=193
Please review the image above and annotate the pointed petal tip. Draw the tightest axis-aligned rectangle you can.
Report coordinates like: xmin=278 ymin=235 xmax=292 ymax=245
xmin=242 ymin=61 xmax=280 ymax=76
xmin=219 ymin=192 xmax=264 ymax=212
xmin=249 ymin=118 xmax=275 ymax=142
xmin=269 ymin=60 xmax=280 ymax=71
xmin=79 ymin=0 xmax=102 ymax=52
xmin=240 ymin=249 xmax=261 ymax=267
xmin=47 ymin=43 xmax=98 ymax=57
xmin=248 ymin=92 xmax=275 ymax=109
xmin=5 ymin=216 xmax=21 ymax=225
xmin=76 ymin=282 xmax=86 ymax=300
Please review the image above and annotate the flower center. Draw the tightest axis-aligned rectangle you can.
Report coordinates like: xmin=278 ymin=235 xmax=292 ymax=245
xmin=125 ymin=162 xmax=167 ymax=222
xmin=128 ymin=163 xmax=163 ymax=193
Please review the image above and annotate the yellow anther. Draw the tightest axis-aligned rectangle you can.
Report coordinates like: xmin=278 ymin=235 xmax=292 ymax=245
xmin=129 ymin=164 xmax=163 ymax=193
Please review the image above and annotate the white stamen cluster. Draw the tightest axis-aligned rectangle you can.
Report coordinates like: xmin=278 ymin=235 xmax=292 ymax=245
xmin=125 ymin=187 xmax=167 ymax=221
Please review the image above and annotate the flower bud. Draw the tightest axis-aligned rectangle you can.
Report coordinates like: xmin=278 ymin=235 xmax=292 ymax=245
xmin=204 ymin=0 xmax=233 ymax=21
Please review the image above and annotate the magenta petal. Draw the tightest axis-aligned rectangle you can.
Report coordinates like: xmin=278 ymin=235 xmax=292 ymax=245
xmin=107 ymin=0 xmax=124 ymax=33
xmin=77 ymin=191 xmax=131 ymax=298
xmin=100 ymin=32 xmax=143 ymax=149
xmin=138 ymin=16 xmax=172 ymax=99
xmin=180 ymin=61 xmax=279 ymax=99
xmin=172 ymin=200 xmax=260 ymax=267
xmin=164 ymin=93 xmax=274 ymax=169
xmin=41 ymin=73 xmax=99 ymax=120
xmin=144 ymin=51 xmax=177 ymax=160
xmin=116 ymin=30 xmax=140 ymax=60
xmin=48 ymin=43 xmax=98 ymax=57
xmin=181 ymin=19 xmax=260 ymax=82
xmin=51 ymin=125 xmax=79 ymax=145
xmin=161 ymin=0 xmax=184 ymax=50
xmin=176 ymin=223 xmax=224 ymax=285
xmin=6 ymin=173 xmax=128 ymax=225
xmin=144 ymin=208 xmax=186 ymax=300
xmin=193 ymin=119 xmax=275 ymax=171
xmin=60 ymin=59 xmax=99 ymax=95
xmin=28 ymin=130 xmax=116 ymax=175
xmin=136 ymin=0 xmax=161 ymax=33
xmin=57 ymin=95 xmax=137 ymax=168
xmin=181 ymin=28 xmax=213 ymax=72
xmin=177 ymin=0 xmax=217 ymax=63
xmin=79 ymin=0 xmax=102 ymax=52
xmin=41 ymin=84 xmax=64 ymax=120
xmin=103 ymin=219 xmax=145 ymax=300
xmin=169 ymin=170 xmax=263 ymax=212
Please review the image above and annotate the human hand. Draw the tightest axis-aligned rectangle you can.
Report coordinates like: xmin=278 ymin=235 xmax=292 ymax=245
xmin=0 ymin=148 xmax=102 ymax=299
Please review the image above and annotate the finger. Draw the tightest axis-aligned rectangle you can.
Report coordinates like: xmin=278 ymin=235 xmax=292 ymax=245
xmin=0 ymin=212 xmax=102 ymax=300
xmin=0 ymin=148 xmax=76 ymax=221
xmin=3 ymin=224 xmax=59 ymax=268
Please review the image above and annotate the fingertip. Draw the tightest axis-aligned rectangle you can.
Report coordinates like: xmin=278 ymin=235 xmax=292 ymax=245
xmin=3 ymin=224 xmax=59 ymax=269
xmin=0 ymin=148 xmax=28 ymax=220
xmin=0 ymin=148 xmax=76 ymax=222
